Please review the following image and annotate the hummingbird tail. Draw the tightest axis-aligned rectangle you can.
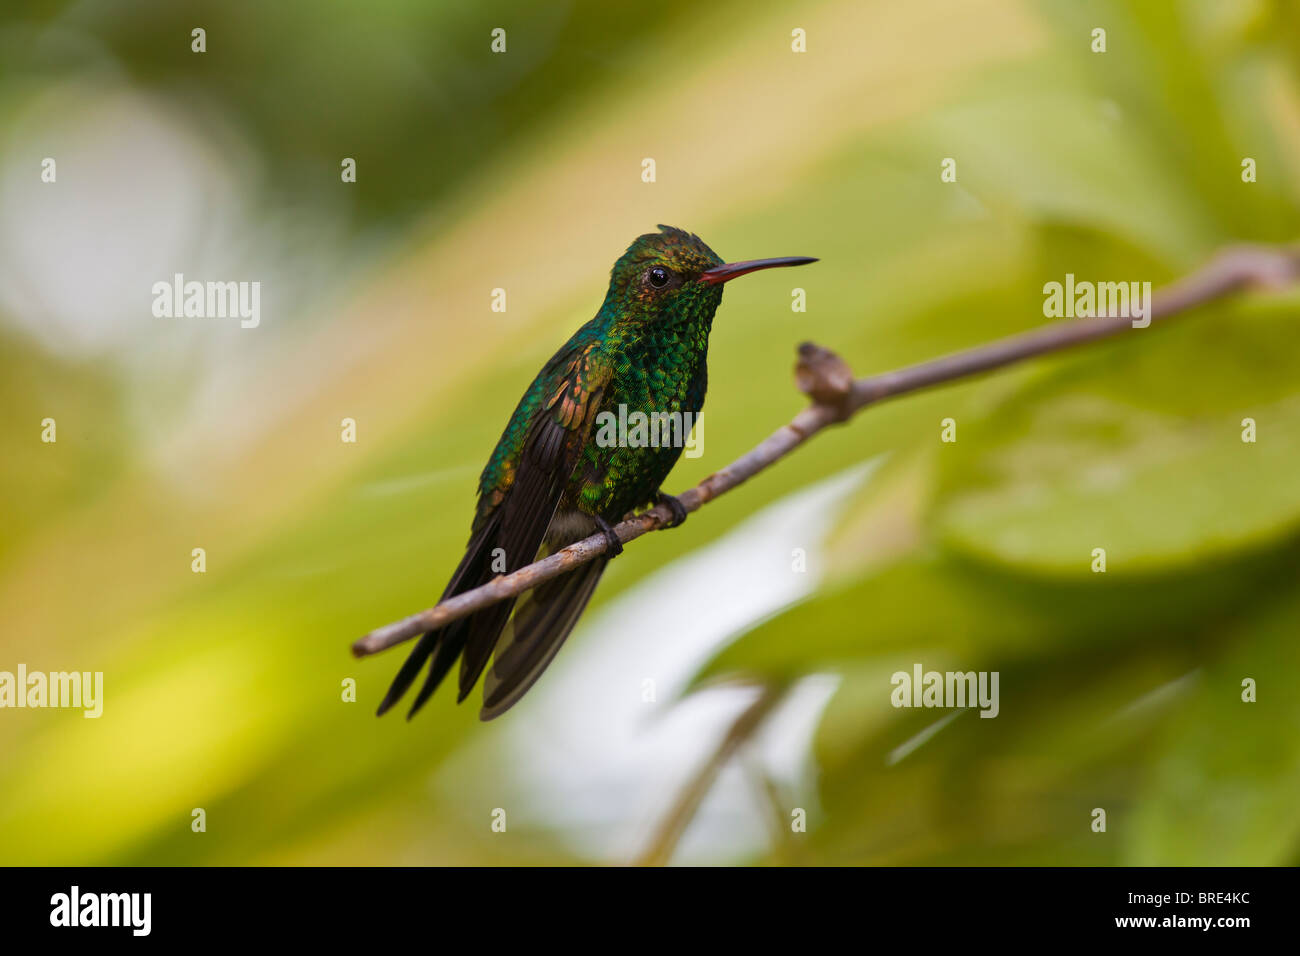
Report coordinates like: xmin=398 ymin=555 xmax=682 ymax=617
xmin=375 ymin=513 xmax=513 ymax=720
xmin=478 ymin=554 xmax=608 ymax=721
xmin=374 ymin=628 xmax=441 ymax=718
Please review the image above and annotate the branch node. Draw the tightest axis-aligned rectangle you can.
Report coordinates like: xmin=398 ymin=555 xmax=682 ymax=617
xmin=795 ymin=341 xmax=854 ymax=421
xmin=1222 ymin=243 xmax=1300 ymax=290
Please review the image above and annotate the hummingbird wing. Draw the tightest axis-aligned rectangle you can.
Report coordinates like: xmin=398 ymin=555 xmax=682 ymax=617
xmin=456 ymin=344 xmax=612 ymax=699
xmin=377 ymin=338 xmax=610 ymax=720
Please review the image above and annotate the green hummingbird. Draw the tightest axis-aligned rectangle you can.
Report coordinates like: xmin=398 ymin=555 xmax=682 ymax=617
xmin=378 ymin=225 xmax=815 ymax=721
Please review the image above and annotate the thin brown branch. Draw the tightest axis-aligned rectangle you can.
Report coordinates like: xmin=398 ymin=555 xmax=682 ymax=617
xmin=741 ymin=749 xmax=805 ymax=866
xmin=352 ymin=242 xmax=1299 ymax=659
xmin=633 ymin=684 xmax=786 ymax=867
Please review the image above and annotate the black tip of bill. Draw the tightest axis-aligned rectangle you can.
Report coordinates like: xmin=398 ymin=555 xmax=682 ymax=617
xmin=698 ymin=256 xmax=818 ymax=286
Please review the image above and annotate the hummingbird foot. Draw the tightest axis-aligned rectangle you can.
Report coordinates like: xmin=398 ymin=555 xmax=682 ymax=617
xmin=594 ymin=515 xmax=624 ymax=558
xmin=654 ymin=491 xmax=688 ymax=528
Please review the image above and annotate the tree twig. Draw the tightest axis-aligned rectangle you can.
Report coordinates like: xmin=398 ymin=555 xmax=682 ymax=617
xmin=352 ymin=242 xmax=1299 ymax=659
xmin=633 ymin=684 xmax=786 ymax=867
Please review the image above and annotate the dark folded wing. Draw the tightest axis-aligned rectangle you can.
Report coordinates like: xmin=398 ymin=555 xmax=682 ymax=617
xmin=377 ymin=339 xmax=610 ymax=720
xmin=454 ymin=344 xmax=610 ymax=702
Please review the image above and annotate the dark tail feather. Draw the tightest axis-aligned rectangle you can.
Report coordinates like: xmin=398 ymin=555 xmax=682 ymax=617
xmin=455 ymin=597 xmax=520 ymax=703
xmin=479 ymin=556 xmax=608 ymax=721
xmin=376 ymin=513 xmax=503 ymax=719
xmin=375 ymin=629 xmax=439 ymax=716
xmin=404 ymin=627 xmax=467 ymax=719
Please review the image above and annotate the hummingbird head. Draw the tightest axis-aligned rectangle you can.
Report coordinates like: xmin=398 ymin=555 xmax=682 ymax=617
xmin=603 ymin=225 xmax=816 ymax=328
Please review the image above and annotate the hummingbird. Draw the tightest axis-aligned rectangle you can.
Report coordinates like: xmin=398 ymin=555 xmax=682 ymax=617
xmin=378 ymin=225 xmax=816 ymax=721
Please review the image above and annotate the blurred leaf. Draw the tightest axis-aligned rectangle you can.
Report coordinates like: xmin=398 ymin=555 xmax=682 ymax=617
xmin=932 ymin=299 xmax=1300 ymax=574
xmin=1127 ymin=590 xmax=1300 ymax=865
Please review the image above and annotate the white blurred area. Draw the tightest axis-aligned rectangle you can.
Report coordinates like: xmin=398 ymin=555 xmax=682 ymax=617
xmin=0 ymin=66 xmax=356 ymax=492
xmin=0 ymin=82 xmax=250 ymax=353
xmin=443 ymin=462 xmax=879 ymax=864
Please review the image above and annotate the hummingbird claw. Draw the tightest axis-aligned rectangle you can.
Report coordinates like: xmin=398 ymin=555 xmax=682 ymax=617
xmin=594 ymin=516 xmax=623 ymax=558
xmin=655 ymin=491 xmax=688 ymax=528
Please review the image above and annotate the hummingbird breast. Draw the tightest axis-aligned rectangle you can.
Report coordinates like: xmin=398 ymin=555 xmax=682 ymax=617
xmin=563 ymin=323 xmax=709 ymax=527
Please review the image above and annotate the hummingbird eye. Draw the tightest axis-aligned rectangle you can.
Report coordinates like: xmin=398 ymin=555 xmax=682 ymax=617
xmin=647 ymin=266 xmax=672 ymax=289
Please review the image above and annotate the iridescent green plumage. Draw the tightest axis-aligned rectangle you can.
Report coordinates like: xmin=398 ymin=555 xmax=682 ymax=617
xmin=378 ymin=225 xmax=814 ymax=721
xmin=477 ymin=225 xmax=724 ymax=529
